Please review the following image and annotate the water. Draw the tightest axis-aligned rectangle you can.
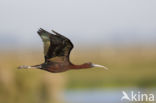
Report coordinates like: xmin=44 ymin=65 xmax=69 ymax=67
xmin=64 ymin=88 xmax=156 ymax=103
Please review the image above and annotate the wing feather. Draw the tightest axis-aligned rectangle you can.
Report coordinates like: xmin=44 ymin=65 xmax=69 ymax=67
xmin=37 ymin=28 xmax=73 ymax=63
xmin=37 ymin=28 xmax=51 ymax=56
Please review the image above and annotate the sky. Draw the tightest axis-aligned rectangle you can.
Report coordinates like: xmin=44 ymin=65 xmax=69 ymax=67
xmin=0 ymin=0 xmax=156 ymax=49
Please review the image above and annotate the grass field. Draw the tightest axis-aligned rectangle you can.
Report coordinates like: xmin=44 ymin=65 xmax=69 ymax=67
xmin=0 ymin=47 xmax=156 ymax=103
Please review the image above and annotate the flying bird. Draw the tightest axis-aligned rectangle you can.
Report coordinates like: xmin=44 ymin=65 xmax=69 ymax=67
xmin=18 ymin=28 xmax=108 ymax=73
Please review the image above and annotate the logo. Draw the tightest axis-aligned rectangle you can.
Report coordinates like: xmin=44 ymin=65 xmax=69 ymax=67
xmin=121 ymin=91 xmax=155 ymax=102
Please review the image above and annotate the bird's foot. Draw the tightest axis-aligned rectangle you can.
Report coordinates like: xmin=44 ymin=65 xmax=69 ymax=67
xmin=18 ymin=65 xmax=31 ymax=69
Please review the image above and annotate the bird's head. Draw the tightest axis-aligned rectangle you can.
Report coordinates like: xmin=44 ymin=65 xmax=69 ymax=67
xmin=83 ymin=62 xmax=109 ymax=70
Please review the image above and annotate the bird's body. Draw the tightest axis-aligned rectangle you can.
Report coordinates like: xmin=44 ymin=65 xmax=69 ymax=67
xmin=38 ymin=61 xmax=92 ymax=73
xmin=18 ymin=28 xmax=108 ymax=73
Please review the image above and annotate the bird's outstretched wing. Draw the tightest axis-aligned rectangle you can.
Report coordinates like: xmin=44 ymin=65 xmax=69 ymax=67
xmin=37 ymin=28 xmax=73 ymax=63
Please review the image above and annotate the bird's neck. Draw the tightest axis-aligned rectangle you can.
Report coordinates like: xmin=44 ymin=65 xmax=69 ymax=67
xmin=69 ymin=63 xmax=92 ymax=69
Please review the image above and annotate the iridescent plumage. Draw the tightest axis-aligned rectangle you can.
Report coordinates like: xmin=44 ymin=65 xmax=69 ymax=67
xmin=18 ymin=28 xmax=108 ymax=73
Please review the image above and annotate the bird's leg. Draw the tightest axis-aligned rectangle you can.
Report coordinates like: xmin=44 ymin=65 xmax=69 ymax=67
xmin=18 ymin=65 xmax=32 ymax=69
xmin=18 ymin=65 xmax=41 ymax=69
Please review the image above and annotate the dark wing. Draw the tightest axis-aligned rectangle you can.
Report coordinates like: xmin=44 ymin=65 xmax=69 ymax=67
xmin=37 ymin=28 xmax=73 ymax=63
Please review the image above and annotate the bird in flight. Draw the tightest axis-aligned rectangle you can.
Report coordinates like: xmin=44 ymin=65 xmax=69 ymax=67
xmin=18 ymin=28 xmax=108 ymax=73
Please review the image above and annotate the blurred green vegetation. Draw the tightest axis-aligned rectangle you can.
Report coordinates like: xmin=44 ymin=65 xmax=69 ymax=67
xmin=67 ymin=47 xmax=156 ymax=89
xmin=0 ymin=47 xmax=156 ymax=103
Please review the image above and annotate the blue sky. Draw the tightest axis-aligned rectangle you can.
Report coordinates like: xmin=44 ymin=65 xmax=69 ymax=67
xmin=0 ymin=0 xmax=156 ymax=49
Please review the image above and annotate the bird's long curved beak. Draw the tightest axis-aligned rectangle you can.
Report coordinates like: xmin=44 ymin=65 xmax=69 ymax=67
xmin=92 ymin=64 xmax=109 ymax=70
